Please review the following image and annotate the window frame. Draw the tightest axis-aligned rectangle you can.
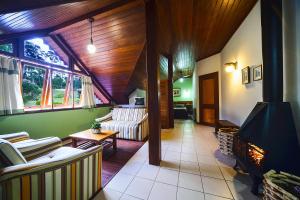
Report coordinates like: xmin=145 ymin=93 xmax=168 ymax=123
xmin=0 ymin=36 xmax=111 ymax=116
xmin=20 ymin=38 xmax=70 ymax=70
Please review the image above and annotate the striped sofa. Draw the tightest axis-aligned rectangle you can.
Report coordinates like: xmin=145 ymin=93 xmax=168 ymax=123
xmin=0 ymin=133 xmax=103 ymax=200
xmin=96 ymin=108 xmax=148 ymax=141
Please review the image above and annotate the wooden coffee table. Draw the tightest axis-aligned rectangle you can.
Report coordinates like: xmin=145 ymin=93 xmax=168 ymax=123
xmin=69 ymin=129 xmax=119 ymax=150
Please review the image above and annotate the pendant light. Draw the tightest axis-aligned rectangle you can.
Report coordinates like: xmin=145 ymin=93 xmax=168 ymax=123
xmin=87 ymin=18 xmax=96 ymax=54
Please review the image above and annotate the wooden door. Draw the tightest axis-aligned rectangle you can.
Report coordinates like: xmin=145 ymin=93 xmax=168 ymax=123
xmin=199 ymin=72 xmax=219 ymax=126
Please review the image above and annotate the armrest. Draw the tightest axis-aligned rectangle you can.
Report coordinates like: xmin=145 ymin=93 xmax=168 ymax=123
xmin=0 ymin=132 xmax=30 ymax=143
xmin=0 ymin=145 xmax=102 ymax=182
xmin=95 ymin=112 xmax=112 ymax=122
xmin=138 ymin=113 xmax=148 ymax=125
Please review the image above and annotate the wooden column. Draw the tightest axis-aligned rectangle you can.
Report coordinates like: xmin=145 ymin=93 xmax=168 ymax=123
xmin=146 ymin=0 xmax=161 ymax=165
xmin=167 ymin=55 xmax=174 ymax=128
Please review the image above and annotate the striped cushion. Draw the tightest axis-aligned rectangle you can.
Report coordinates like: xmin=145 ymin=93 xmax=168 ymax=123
xmin=0 ymin=139 xmax=27 ymax=168
xmin=0 ymin=132 xmax=29 ymax=143
xmin=111 ymin=108 xmax=146 ymax=121
xmin=12 ymin=137 xmax=62 ymax=160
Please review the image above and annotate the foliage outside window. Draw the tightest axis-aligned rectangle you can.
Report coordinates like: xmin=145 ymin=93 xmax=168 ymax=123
xmin=52 ymin=71 xmax=73 ymax=109
xmin=0 ymin=43 xmax=13 ymax=54
xmin=24 ymin=38 xmax=68 ymax=67
xmin=73 ymin=75 xmax=82 ymax=107
xmin=22 ymin=65 xmax=46 ymax=110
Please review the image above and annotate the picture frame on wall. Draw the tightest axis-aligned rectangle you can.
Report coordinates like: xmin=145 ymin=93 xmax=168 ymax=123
xmin=173 ymin=88 xmax=181 ymax=97
xmin=253 ymin=65 xmax=263 ymax=81
xmin=242 ymin=66 xmax=250 ymax=84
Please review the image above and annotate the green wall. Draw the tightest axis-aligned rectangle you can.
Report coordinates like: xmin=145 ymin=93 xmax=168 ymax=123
xmin=0 ymin=107 xmax=111 ymax=139
xmin=173 ymin=77 xmax=193 ymax=102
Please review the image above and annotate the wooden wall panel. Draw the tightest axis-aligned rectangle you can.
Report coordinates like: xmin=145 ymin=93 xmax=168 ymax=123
xmin=160 ymin=80 xmax=169 ymax=129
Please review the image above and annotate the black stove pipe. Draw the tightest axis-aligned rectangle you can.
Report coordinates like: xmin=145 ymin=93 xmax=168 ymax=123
xmin=261 ymin=0 xmax=283 ymax=102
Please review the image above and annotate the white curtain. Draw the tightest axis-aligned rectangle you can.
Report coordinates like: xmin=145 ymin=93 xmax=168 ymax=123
xmin=0 ymin=56 xmax=24 ymax=115
xmin=81 ymin=76 xmax=96 ymax=108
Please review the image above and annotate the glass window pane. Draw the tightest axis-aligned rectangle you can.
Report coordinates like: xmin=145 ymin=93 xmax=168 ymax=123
xmin=22 ymin=64 xmax=46 ymax=110
xmin=52 ymin=71 xmax=73 ymax=109
xmin=0 ymin=43 xmax=13 ymax=54
xmin=24 ymin=38 xmax=68 ymax=67
xmin=73 ymin=75 xmax=82 ymax=107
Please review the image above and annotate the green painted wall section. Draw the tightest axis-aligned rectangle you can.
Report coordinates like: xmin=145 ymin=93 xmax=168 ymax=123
xmin=173 ymin=77 xmax=193 ymax=102
xmin=0 ymin=107 xmax=111 ymax=139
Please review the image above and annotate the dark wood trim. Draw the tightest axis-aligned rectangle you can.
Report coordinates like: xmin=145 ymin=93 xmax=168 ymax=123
xmin=0 ymin=0 xmax=86 ymax=14
xmin=198 ymin=72 xmax=219 ymax=127
xmin=167 ymin=54 xmax=174 ymax=128
xmin=146 ymin=0 xmax=161 ymax=166
xmin=0 ymin=0 xmax=137 ymax=41
xmin=50 ymin=34 xmax=113 ymax=103
xmin=0 ymin=104 xmax=111 ymax=117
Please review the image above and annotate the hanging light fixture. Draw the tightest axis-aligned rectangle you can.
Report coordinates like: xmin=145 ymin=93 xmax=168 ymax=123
xmin=87 ymin=18 xmax=96 ymax=54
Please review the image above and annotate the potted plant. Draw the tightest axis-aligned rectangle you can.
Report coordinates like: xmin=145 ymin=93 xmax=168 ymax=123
xmin=91 ymin=121 xmax=101 ymax=134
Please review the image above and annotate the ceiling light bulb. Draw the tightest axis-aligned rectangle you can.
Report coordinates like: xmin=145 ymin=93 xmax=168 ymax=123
xmin=87 ymin=43 xmax=96 ymax=54
xmin=179 ymin=78 xmax=184 ymax=82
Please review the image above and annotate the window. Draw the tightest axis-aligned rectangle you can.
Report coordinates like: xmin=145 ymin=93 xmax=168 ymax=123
xmin=22 ymin=64 xmax=46 ymax=110
xmin=24 ymin=38 xmax=68 ymax=67
xmin=52 ymin=71 xmax=73 ymax=109
xmin=0 ymin=43 xmax=13 ymax=54
xmin=73 ymin=75 xmax=82 ymax=107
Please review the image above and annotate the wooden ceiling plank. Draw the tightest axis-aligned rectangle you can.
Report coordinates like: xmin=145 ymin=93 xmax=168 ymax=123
xmin=0 ymin=0 xmax=87 ymax=14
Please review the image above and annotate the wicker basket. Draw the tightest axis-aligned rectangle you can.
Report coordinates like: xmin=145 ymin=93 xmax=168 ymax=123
xmin=263 ymin=170 xmax=300 ymax=200
xmin=217 ymin=127 xmax=239 ymax=155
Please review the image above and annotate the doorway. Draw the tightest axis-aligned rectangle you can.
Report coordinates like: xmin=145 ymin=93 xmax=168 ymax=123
xmin=199 ymin=72 xmax=219 ymax=126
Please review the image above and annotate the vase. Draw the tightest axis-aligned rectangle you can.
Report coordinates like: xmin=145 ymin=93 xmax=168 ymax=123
xmin=91 ymin=128 xmax=100 ymax=134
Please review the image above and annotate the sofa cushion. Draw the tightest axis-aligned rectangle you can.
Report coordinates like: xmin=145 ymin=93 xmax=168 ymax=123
xmin=111 ymin=108 xmax=146 ymax=121
xmin=0 ymin=139 xmax=27 ymax=168
xmin=0 ymin=132 xmax=29 ymax=143
xmin=13 ymin=137 xmax=62 ymax=153
xmin=29 ymin=147 xmax=85 ymax=164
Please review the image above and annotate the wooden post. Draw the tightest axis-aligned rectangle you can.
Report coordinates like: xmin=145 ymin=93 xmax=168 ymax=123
xmin=167 ymin=55 xmax=174 ymax=128
xmin=146 ymin=0 xmax=161 ymax=165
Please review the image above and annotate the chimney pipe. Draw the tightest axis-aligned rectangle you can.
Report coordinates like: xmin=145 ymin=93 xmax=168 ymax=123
xmin=261 ymin=0 xmax=283 ymax=102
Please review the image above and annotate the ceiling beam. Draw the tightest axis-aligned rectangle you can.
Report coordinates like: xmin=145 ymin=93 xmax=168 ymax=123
xmin=0 ymin=0 xmax=137 ymax=41
xmin=0 ymin=0 xmax=86 ymax=14
xmin=51 ymin=34 xmax=114 ymax=102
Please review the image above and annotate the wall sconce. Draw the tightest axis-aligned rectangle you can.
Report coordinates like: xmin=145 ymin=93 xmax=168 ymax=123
xmin=224 ymin=62 xmax=237 ymax=73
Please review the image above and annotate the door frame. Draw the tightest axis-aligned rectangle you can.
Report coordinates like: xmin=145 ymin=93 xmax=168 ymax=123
xmin=199 ymin=72 xmax=219 ymax=126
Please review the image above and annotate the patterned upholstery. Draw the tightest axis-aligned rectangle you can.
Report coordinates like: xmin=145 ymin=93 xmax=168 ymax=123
xmin=0 ymin=144 xmax=103 ymax=200
xmin=0 ymin=132 xmax=29 ymax=143
xmin=96 ymin=108 xmax=148 ymax=141
xmin=13 ymin=137 xmax=63 ymax=161
xmin=0 ymin=139 xmax=27 ymax=168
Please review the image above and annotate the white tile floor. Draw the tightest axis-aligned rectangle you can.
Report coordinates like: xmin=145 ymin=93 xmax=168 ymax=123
xmin=94 ymin=120 xmax=259 ymax=200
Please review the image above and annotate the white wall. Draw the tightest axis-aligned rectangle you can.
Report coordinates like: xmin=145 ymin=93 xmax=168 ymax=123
xmin=128 ymin=88 xmax=146 ymax=105
xmin=195 ymin=1 xmax=263 ymax=125
xmin=283 ymin=0 xmax=300 ymax=143
xmin=193 ymin=53 xmax=221 ymax=122
xmin=220 ymin=2 xmax=263 ymax=125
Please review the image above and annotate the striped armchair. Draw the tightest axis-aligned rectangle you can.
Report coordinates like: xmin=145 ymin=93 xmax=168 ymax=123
xmin=95 ymin=108 xmax=149 ymax=141
xmin=0 ymin=134 xmax=103 ymax=200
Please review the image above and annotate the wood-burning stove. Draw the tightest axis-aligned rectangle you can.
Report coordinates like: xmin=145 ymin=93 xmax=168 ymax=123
xmin=233 ymin=0 xmax=300 ymax=195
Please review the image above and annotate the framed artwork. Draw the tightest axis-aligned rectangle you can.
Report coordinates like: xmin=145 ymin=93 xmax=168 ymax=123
xmin=242 ymin=66 xmax=250 ymax=84
xmin=253 ymin=65 xmax=263 ymax=81
xmin=173 ymin=88 xmax=181 ymax=97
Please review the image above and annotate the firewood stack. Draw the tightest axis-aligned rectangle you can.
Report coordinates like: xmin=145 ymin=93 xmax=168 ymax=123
xmin=263 ymin=170 xmax=300 ymax=200
xmin=217 ymin=127 xmax=239 ymax=155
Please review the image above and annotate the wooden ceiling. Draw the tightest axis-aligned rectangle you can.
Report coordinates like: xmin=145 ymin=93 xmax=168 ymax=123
xmin=0 ymin=0 xmax=119 ymax=35
xmin=156 ymin=0 xmax=258 ymax=79
xmin=0 ymin=0 xmax=258 ymax=103
xmin=53 ymin=0 xmax=145 ymax=103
